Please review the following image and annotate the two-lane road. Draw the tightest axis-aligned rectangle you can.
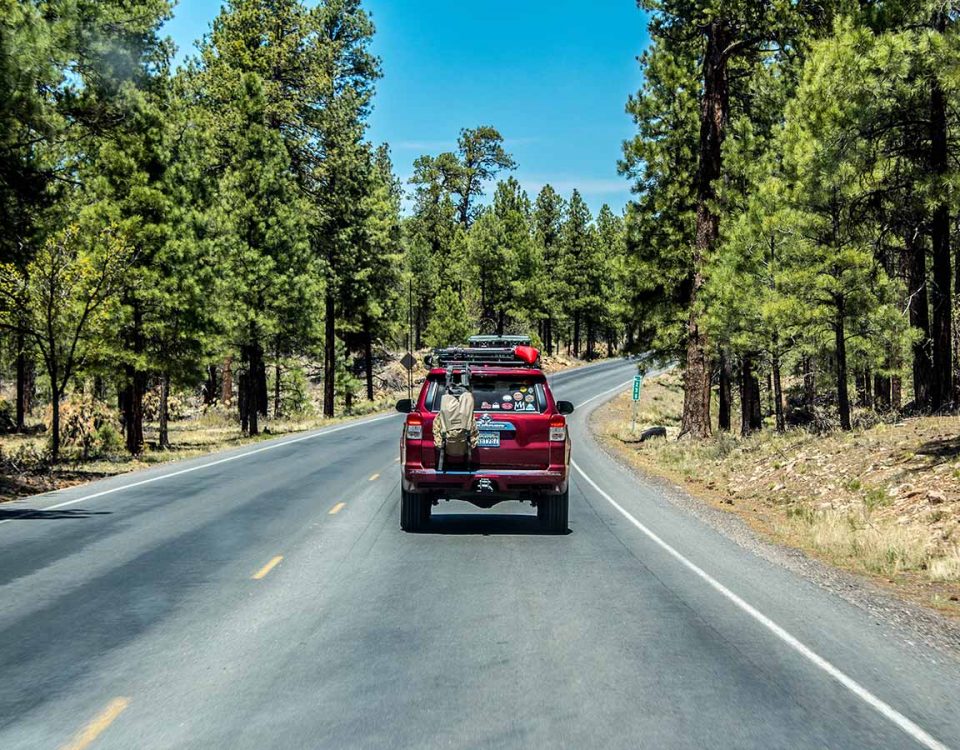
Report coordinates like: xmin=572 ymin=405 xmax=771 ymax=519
xmin=1 ymin=360 xmax=958 ymax=749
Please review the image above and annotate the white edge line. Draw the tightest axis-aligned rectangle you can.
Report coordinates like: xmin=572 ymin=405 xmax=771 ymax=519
xmin=571 ymin=461 xmax=950 ymax=750
xmin=0 ymin=413 xmax=401 ymax=525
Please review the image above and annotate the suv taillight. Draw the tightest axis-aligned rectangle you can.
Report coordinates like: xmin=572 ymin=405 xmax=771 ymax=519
xmin=549 ymin=414 xmax=566 ymax=442
xmin=406 ymin=414 xmax=423 ymax=440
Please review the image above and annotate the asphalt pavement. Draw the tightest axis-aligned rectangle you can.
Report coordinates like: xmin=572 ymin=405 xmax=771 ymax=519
xmin=1 ymin=359 xmax=958 ymax=749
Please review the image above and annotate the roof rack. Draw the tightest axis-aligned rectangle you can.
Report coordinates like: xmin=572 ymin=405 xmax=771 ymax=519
xmin=425 ymin=345 xmax=541 ymax=369
xmin=468 ymin=335 xmax=532 ymax=348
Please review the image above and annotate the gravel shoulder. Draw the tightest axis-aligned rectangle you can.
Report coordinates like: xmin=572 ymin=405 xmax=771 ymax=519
xmin=590 ymin=378 xmax=960 ymax=656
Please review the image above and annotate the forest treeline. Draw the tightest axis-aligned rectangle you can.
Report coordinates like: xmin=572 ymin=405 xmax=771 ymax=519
xmin=622 ymin=0 xmax=960 ymax=437
xmin=0 ymin=0 xmax=630 ymax=461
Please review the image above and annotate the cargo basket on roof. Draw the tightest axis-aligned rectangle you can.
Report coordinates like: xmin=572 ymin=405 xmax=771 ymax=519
xmin=425 ymin=341 xmax=541 ymax=369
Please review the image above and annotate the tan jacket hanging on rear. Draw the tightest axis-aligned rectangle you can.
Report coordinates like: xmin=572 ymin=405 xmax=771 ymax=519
xmin=434 ymin=391 xmax=479 ymax=457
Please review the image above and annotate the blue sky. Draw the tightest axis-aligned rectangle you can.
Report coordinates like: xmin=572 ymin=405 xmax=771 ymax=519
xmin=163 ymin=1 xmax=649 ymax=216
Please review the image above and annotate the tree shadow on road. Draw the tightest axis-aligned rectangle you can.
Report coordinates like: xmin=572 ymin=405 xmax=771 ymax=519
xmin=0 ymin=508 xmax=111 ymax=521
xmin=420 ymin=513 xmax=571 ymax=536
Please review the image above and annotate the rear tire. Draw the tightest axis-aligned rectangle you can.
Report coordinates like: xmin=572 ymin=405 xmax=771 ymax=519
xmin=401 ymin=490 xmax=430 ymax=532
xmin=538 ymin=489 xmax=569 ymax=534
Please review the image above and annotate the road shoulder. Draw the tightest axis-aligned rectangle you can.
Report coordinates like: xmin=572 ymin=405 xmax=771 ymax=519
xmin=584 ymin=383 xmax=960 ymax=658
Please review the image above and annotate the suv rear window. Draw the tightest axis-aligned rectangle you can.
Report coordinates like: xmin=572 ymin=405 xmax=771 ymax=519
xmin=426 ymin=377 xmax=546 ymax=413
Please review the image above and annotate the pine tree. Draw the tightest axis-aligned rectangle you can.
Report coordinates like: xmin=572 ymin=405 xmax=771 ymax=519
xmin=559 ymin=190 xmax=594 ymax=357
xmin=631 ymin=0 xmax=837 ymax=437
xmin=425 ymin=286 xmax=473 ymax=348
xmin=532 ymin=185 xmax=566 ymax=354
xmin=211 ymin=73 xmax=313 ymax=436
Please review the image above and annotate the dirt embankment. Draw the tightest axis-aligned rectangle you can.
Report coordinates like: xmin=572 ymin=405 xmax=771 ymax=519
xmin=593 ymin=370 xmax=960 ymax=618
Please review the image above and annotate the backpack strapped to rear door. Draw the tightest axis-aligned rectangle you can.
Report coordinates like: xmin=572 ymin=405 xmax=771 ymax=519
xmin=434 ymin=365 xmax=478 ymax=471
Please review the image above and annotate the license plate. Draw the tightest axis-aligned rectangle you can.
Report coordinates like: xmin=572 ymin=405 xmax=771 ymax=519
xmin=477 ymin=432 xmax=500 ymax=448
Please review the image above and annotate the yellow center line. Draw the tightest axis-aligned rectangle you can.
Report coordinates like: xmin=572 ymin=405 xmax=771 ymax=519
xmin=61 ymin=697 xmax=130 ymax=750
xmin=252 ymin=555 xmax=283 ymax=580
xmin=369 ymin=473 xmax=380 ymax=481
xmin=329 ymin=502 xmax=346 ymax=515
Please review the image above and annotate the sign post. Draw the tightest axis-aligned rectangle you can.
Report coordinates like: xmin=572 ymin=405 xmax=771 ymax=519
xmin=400 ymin=352 xmax=416 ymax=402
xmin=631 ymin=373 xmax=644 ymax=434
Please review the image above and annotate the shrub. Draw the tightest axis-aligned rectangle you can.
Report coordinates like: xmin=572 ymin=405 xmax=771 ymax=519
xmin=0 ymin=441 xmax=51 ymax=473
xmin=279 ymin=367 xmax=315 ymax=417
xmin=47 ymin=395 xmax=122 ymax=460
xmin=0 ymin=400 xmax=15 ymax=433
xmin=94 ymin=422 xmax=124 ymax=456
xmin=142 ymin=387 xmax=187 ymax=422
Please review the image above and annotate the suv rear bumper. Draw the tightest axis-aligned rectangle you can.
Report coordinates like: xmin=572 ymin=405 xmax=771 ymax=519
xmin=403 ymin=467 xmax=568 ymax=497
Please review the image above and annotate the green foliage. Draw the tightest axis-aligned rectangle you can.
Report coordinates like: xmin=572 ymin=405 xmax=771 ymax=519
xmin=277 ymin=366 xmax=315 ymax=418
xmin=624 ymin=0 xmax=959 ymax=433
xmin=425 ymin=286 xmax=474 ymax=348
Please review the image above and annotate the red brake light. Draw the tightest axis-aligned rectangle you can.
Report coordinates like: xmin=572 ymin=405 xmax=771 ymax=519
xmin=549 ymin=414 xmax=566 ymax=442
xmin=406 ymin=413 xmax=423 ymax=440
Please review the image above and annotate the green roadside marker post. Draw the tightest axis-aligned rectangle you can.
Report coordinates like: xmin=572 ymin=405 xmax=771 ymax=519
xmin=631 ymin=373 xmax=644 ymax=434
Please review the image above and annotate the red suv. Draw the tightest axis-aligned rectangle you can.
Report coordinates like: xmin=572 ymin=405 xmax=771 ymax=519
xmin=396 ymin=338 xmax=575 ymax=533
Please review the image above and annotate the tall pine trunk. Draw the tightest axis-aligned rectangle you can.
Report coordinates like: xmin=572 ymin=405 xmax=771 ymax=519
xmin=772 ymin=356 xmax=785 ymax=433
xmin=245 ymin=327 xmax=260 ymax=436
xmin=159 ymin=373 xmax=170 ymax=449
xmin=123 ymin=302 xmax=146 ymax=456
xmin=204 ymin=365 xmax=218 ymax=406
xmin=123 ymin=366 xmax=145 ymax=455
xmin=273 ymin=338 xmax=282 ymax=417
xmin=573 ymin=313 xmax=581 ymax=358
xmin=323 ymin=292 xmax=336 ymax=418
xmin=681 ymin=20 xmax=731 ymax=439
xmin=15 ymin=328 xmax=32 ymax=432
xmin=221 ymin=357 xmax=233 ymax=404
xmin=803 ymin=356 xmax=816 ymax=411
xmin=835 ymin=300 xmax=851 ymax=431
xmin=255 ymin=353 xmax=268 ymax=419
xmin=929 ymin=54 xmax=953 ymax=408
xmin=274 ymin=364 xmax=282 ymax=418
xmin=718 ymin=351 xmax=732 ymax=432
xmin=364 ymin=318 xmax=374 ymax=402
xmin=902 ymin=227 xmax=932 ymax=407
xmin=740 ymin=354 xmax=761 ymax=435
xmin=50 ymin=382 xmax=61 ymax=462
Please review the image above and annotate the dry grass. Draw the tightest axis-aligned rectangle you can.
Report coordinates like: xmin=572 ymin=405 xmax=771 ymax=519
xmin=594 ymin=371 xmax=960 ymax=615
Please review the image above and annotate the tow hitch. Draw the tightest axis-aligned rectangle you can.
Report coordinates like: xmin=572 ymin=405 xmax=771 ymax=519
xmin=475 ymin=478 xmax=495 ymax=494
